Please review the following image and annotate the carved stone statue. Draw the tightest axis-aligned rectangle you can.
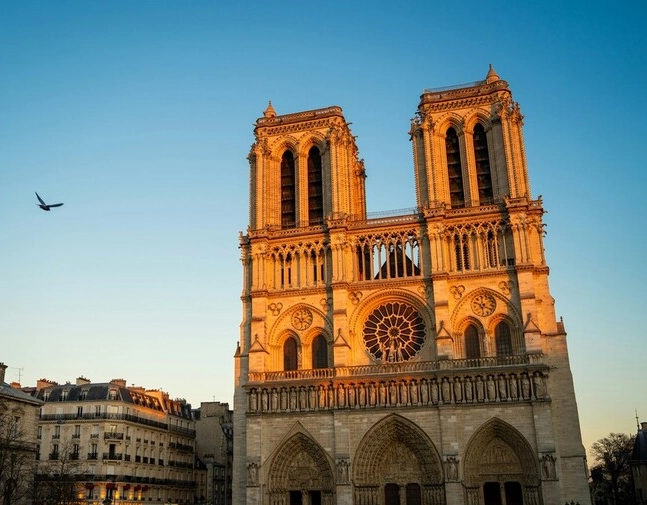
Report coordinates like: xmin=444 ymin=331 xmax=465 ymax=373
xmin=521 ymin=373 xmax=531 ymax=399
xmin=475 ymin=376 xmax=485 ymax=402
xmin=533 ymin=372 xmax=546 ymax=399
xmin=509 ymin=375 xmax=518 ymax=400
xmin=336 ymin=459 xmax=350 ymax=484
xmin=249 ymin=389 xmax=258 ymax=412
xmin=541 ymin=453 xmax=556 ymax=479
xmin=453 ymin=378 xmax=462 ymax=402
xmin=247 ymin=462 xmax=258 ymax=486
xmin=445 ymin=456 xmax=459 ymax=481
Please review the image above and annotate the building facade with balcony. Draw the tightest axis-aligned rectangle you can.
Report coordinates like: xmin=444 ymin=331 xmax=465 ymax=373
xmin=32 ymin=377 xmax=196 ymax=505
xmin=233 ymin=68 xmax=591 ymax=505
xmin=0 ymin=362 xmax=44 ymax=505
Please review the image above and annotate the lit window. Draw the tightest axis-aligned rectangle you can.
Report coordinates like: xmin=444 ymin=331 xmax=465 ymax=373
xmin=283 ymin=337 xmax=298 ymax=371
xmin=495 ymin=322 xmax=513 ymax=357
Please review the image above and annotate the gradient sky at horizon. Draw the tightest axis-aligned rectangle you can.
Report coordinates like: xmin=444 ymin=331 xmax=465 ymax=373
xmin=1 ymin=1 xmax=646 ymax=459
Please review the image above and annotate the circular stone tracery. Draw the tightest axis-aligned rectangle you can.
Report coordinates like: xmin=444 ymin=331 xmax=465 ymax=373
xmin=363 ymin=302 xmax=426 ymax=362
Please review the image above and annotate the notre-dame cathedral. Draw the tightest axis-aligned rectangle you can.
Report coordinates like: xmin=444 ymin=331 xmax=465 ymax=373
xmin=232 ymin=67 xmax=591 ymax=505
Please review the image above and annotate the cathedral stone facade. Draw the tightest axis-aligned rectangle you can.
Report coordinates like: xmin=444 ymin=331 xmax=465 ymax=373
xmin=233 ymin=67 xmax=591 ymax=505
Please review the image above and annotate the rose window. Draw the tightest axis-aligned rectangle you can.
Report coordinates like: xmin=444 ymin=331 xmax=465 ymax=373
xmin=363 ymin=301 xmax=426 ymax=362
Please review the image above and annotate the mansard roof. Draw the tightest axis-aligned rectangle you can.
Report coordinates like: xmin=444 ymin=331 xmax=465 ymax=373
xmin=35 ymin=382 xmax=193 ymax=419
xmin=0 ymin=381 xmax=43 ymax=406
xmin=632 ymin=423 xmax=647 ymax=464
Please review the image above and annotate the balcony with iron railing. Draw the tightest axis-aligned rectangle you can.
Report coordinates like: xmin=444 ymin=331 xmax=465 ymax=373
xmin=37 ymin=412 xmax=194 ymax=436
xmin=169 ymin=442 xmax=193 ymax=452
xmin=103 ymin=452 xmax=123 ymax=461
xmin=104 ymin=432 xmax=124 ymax=440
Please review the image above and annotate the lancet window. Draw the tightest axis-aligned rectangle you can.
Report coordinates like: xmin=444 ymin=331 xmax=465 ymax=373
xmin=355 ymin=231 xmax=421 ymax=281
xmin=283 ymin=337 xmax=298 ymax=371
xmin=270 ymin=242 xmax=328 ymax=290
xmin=281 ymin=150 xmax=296 ymax=229
xmin=473 ymin=123 xmax=493 ymax=204
xmin=445 ymin=221 xmax=512 ymax=273
xmin=495 ymin=322 xmax=513 ymax=357
xmin=446 ymin=127 xmax=465 ymax=208
xmin=307 ymin=146 xmax=323 ymax=225
xmin=465 ymin=324 xmax=481 ymax=360
xmin=311 ymin=335 xmax=328 ymax=369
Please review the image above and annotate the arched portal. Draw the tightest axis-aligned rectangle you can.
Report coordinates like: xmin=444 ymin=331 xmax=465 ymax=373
xmin=352 ymin=414 xmax=445 ymax=505
xmin=266 ymin=432 xmax=334 ymax=505
xmin=462 ymin=418 xmax=540 ymax=505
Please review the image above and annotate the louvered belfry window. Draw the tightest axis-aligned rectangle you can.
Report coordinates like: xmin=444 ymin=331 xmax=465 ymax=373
xmin=473 ymin=123 xmax=493 ymax=204
xmin=281 ymin=150 xmax=296 ymax=228
xmin=446 ymin=128 xmax=465 ymax=208
xmin=307 ymin=146 xmax=323 ymax=225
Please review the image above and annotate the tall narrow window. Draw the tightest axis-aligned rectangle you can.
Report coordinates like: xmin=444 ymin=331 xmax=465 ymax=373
xmin=455 ymin=233 xmax=470 ymax=271
xmin=307 ymin=146 xmax=323 ymax=225
xmin=465 ymin=325 xmax=481 ymax=360
xmin=495 ymin=322 xmax=513 ymax=357
xmin=281 ymin=151 xmax=296 ymax=228
xmin=312 ymin=335 xmax=328 ymax=369
xmin=486 ymin=230 xmax=498 ymax=268
xmin=474 ymin=123 xmax=493 ymax=204
xmin=446 ymin=128 xmax=465 ymax=208
xmin=283 ymin=337 xmax=298 ymax=371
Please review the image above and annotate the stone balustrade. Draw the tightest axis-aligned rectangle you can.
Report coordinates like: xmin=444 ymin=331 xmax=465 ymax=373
xmin=246 ymin=357 xmax=548 ymax=414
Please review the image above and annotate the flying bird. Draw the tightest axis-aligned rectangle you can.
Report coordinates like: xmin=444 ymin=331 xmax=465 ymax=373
xmin=35 ymin=192 xmax=64 ymax=211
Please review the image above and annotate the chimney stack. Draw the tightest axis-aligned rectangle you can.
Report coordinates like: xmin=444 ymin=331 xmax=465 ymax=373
xmin=76 ymin=376 xmax=91 ymax=386
xmin=0 ymin=363 xmax=7 ymax=384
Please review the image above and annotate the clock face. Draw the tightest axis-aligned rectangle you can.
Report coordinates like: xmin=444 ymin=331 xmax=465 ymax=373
xmin=291 ymin=308 xmax=313 ymax=330
xmin=362 ymin=301 xmax=426 ymax=362
xmin=471 ymin=293 xmax=496 ymax=317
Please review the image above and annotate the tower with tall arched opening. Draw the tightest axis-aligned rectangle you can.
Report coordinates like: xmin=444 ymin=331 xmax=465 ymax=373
xmin=233 ymin=69 xmax=591 ymax=505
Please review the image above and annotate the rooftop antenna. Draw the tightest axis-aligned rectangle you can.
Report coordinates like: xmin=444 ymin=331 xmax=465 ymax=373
xmin=636 ymin=409 xmax=641 ymax=431
xmin=9 ymin=367 xmax=24 ymax=383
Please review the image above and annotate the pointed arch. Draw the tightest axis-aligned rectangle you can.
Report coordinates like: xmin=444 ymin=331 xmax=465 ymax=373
xmin=307 ymin=146 xmax=324 ymax=225
xmin=311 ymin=334 xmax=328 ymax=369
xmin=266 ymin=431 xmax=335 ymax=502
xmin=463 ymin=417 xmax=539 ymax=488
xmin=353 ymin=414 xmax=444 ymax=486
xmin=473 ymin=123 xmax=493 ymax=204
xmin=464 ymin=324 xmax=481 ymax=360
xmin=486 ymin=313 xmax=525 ymax=357
xmin=283 ymin=336 xmax=298 ymax=371
xmin=453 ymin=316 xmax=485 ymax=361
xmin=494 ymin=321 xmax=513 ymax=357
xmin=281 ymin=149 xmax=296 ymax=229
xmin=445 ymin=127 xmax=465 ymax=209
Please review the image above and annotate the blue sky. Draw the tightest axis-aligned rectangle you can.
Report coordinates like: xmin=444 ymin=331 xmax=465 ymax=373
xmin=1 ymin=1 xmax=645 ymax=458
